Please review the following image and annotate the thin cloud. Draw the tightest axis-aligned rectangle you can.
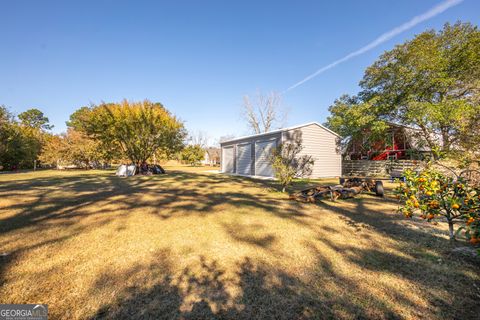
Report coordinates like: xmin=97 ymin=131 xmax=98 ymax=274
xmin=286 ymin=0 xmax=464 ymax=92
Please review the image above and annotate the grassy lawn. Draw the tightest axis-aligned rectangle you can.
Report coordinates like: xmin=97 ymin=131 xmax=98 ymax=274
xmin=0 ymin=167 xmax=478 ymax=319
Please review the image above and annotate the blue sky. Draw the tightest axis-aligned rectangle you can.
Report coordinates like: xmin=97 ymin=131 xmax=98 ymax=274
xmin=1 ymin=0 xmax=479 ymax=143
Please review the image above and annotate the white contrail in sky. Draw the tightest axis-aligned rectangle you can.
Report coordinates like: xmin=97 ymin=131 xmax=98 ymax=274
xmin=285 ymin=0 xmax=464 ymax=92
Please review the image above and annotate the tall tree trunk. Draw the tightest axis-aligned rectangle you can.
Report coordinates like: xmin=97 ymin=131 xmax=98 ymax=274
xmin=448 ymin=220 xmax=455 ymax=240
xmin=441 ymin=127 xmax=450 ymax=153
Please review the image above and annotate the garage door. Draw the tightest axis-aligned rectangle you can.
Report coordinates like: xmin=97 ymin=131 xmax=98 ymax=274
xmin=255 ymin=139 xmax=276 ymax=177
xmin=222 ymin=146 xmax=234 ymax=173
xmin=236 ymin=143 xmax=252 ymax=175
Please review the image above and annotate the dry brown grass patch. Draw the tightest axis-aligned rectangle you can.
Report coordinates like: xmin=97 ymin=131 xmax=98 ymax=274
xmin=0 ymin=167 xmax=478 ymax=319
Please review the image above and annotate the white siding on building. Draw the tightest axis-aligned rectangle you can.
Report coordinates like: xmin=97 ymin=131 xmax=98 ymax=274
xmin=236 ymin=143 xmax=252 ymax=175
xmin=283 ymin=124 xmax=341 ymax=178
xmin=220 ymin=122 xmax=341 ymax=178
xmin=255 ymin=139 xmax=276 ymax=177
xmin=222 ymin=146 xmax=234 ymax=173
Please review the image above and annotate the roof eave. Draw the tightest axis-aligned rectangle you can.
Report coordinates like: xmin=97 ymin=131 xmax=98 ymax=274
xmin=220 ymin=122 xmax=342 ymax=145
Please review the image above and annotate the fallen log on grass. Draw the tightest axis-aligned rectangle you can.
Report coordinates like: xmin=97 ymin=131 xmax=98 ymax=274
xmin=290 ymin=180 xmax=369 ymax=203
xmin=289 ymin=185 xmax=333 ymax=203
xmin=330 ymin=185 xmax=364 ymax=201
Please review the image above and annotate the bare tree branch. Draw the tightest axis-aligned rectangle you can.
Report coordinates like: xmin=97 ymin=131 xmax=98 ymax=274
xmin=241 ymin=91 xmax=286 ymax=134
xmin=242 ymin=95 xmax=261 ymax=134
xmin=188 ymin=130 xmax=209 ymax=147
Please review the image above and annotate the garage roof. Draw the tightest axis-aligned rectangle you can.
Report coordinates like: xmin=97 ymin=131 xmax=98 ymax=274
xmin=220 ymin=122 xmax=341 ymax=145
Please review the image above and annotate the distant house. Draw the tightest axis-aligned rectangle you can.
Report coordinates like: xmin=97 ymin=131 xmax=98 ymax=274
xmin=345 ymin=123 xmax=433 ymax=160
xmin=201 ymin=148 xmax=220 ymax=166
xmin=220 ymin=122 xmax=342 ymax=178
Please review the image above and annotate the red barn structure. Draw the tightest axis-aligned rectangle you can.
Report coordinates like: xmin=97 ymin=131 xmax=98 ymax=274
xmin=346 ymin=123 xmax=431 ymax=160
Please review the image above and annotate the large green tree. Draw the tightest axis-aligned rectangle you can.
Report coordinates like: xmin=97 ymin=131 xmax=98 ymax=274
xmin=327 ymin=22 xmax=480 ymax=156
xmin=18 ymin=108 xmax=53 ymax=130
xmin=180 ymin=145 xmax=204 ymax=166
xmin=40 ymin=129 xmax=114 ymax=169
xmin=0 ymin=106 xmax=52 ymax=169
xmin=38 ymin=134 xmax=67 ymax=168
xmin=0 ymin=106 xmax=12 ymax=153
xmin=18 ymin=108 xmax=52 ymax=167
xmin=69 ymin=100 xmax=186 ymax=166
xmin=326 ymin=95 xmax=389 ymax=151
xmin=0 ymin=106 xmax=21 ymax=169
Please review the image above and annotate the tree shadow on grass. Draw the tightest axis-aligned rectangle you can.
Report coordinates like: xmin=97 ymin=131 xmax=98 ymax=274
xmin=3 ymin=171 xmax=479 ymax=319
xmin=348 ymin=247 xmax=479 ymax=318
xmin=0 ymin=170 xmax=308 ymax=236
xmin=0 ymin=170 xmax=310 ymax=295
xmin=91 ymin=251 xmax=401 ymax=320
xmin=312 ymin=197 xmax=480 ymax=319
xmin=315 ymin=197 xmax=445 ymax=244
xmin=92 ymin=249 xmax=183 ymax=320
xmin=221 ymin=221 xmax=276 ymax=249
xmin=93 ymin=233 xmax=476 ymax=319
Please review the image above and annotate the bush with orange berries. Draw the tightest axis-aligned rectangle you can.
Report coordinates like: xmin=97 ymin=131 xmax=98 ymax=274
xmin=394 ymin=167 xmax=480 ymax=246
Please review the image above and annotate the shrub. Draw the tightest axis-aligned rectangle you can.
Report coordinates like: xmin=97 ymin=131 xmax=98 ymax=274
xmin=394 ymin=167 xmax=480 ymax=245
xmin=270 ymin=138 xmax=314 ymax=192
xmin=180 ymin=145 xmax=204 ymax=166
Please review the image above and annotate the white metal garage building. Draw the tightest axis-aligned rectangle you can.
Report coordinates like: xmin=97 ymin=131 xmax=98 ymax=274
xmin=220 ymin=122 xmax=342 ymax=178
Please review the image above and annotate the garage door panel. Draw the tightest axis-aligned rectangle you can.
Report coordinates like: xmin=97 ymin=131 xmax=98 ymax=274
xmin=236 ymin=143 xmax=252 ymax=175
xmin=222 ymin=147 xmax=234 ymax=173
xmin=255 ymin=140 xmax=276 ymax=177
